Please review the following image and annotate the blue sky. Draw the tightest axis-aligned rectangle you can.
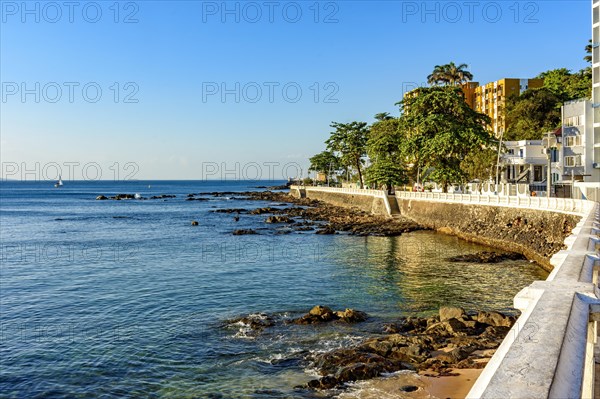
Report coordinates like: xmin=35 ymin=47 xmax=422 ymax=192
xmin=0 ymin=0 xmax=592 ymax=180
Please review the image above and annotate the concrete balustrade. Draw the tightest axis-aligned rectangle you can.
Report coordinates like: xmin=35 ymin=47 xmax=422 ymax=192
xmin=396 ymin=190 xmax=595 ymax=216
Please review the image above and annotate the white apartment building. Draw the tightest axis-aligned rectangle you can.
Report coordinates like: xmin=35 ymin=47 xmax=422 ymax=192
xmin=561 ymin=99 xmax=597 ymax=183
xmin=592 ymin=0 xmax=600 ymax=180
xmin=500 ymin=139 xmax=552 ymax=186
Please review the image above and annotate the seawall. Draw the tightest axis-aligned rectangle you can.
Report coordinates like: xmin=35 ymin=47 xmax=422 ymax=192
xmin=291 ymin=186 xmax=389 ymax=215
xmin=291 ymin=186 xmax=586 ymax=271
xmin=396 ymin=199 xmax=578 ymax=271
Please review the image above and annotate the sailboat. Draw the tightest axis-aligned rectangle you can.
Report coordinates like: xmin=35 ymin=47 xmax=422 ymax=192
xmin=54 ymin=175 xmax=63 ymax=188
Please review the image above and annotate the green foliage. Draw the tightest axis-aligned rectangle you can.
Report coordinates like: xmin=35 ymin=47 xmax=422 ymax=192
xmin=504 ymin=88 xmax=562 ymax=141
xmin=585 ymin=39 xmax=592 ymax=64
xmin=460 ymin=145 xmax=498 ymax=185
xmin=325 ymin=121 xmax=369 ymax=189
xmin=308 ymin=151 xmax=340 ymax=183
xmin=398 ymin=86 xmax=491 ymax=192
xmin=427 ymin=62 xmax=473 ymax=86
xmin=367 ymin=118 xmax=403 ymax=159
xmin=537 ymin=68 xmax=591 ymax=102
xmin=374 ymin=112 xmax=393 ymax=121
xmin=365 ymin=117 xmax=406 ymax=192
xmin=365 ymin=158 xmax=407 ymax=192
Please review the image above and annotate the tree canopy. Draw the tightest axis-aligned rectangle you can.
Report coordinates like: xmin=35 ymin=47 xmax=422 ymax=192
xmin=427 ymin=62 xmax=473 ymax=86
xmin=504 ymin=88 xmax=562 ymax=140
xmin=365 ymin=116 xmax=406 ymax=192
xmin=308 ymin=150 xmax=340 ymax=184
xmin=398 ymin=86 xmax=491 ymax=191
xmin=325 ymin=121 xmax=369 ymax=188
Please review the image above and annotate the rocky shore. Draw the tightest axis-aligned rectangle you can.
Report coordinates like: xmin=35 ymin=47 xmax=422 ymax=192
xmin=228 ymin=305 xmax=515 ymax=393
xmin=211 ymin=190 xmax=423 ymax=236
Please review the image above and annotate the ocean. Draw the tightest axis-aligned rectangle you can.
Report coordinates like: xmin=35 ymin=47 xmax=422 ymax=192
xmin=0 ymin=180 xmax=547 ymax=398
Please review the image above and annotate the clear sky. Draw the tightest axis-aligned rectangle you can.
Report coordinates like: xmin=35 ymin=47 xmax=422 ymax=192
xmin=0 ymin=0 xmax=592 ymax=181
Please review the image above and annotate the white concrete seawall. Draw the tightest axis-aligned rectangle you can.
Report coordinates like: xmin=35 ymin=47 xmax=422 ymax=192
xmin=290 ymin=185 xmax=600 ymax=398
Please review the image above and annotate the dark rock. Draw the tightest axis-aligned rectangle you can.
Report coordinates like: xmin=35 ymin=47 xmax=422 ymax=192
xmin=96 ymin=195 xmax=108 ymax=200
xmin=400 ymin=385 xmax=419 ymax=392
xmin=250 ymin=207 xmax=279 ymax=215
xmin=439 ymin=307 xmax=465 ymax=321
xmin=446 ymin=251 xmax=526 ymax=263
xmin=232 ymin=229 xmax=258 ymax=235
xmin=265 ymin=216 xmax=292 ymax=224
xmin=315 ymin=226 xmax=336 ymax=235
xmin=213 ymin=209 xmax=247 ymax=214
xmin=191 ymin=221 xmax=199 ymax=226
xmin=476 ymin=311 xmax=515 ymax=327
xmin=334 ymin=308 xmax=368 ymax=323
xmin=291 ymin=306 xmax=368 ymax=325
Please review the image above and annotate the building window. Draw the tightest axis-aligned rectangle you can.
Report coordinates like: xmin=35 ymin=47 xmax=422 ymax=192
xmin=564 ymin=155 xmax=582 ymax=167
xmin=533 ymin=166 xmax=543 ymax=181
xmin=564 ymin=115 xmax=584 ymax=127
xmin=565 ymin=135 xmax=582 ymax=147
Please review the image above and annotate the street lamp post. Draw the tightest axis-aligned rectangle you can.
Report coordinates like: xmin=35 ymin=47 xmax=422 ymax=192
xmin=495 ymin=130 xmax=505 ymax=194
xmin=542 ymin=133 xmax=557 ymax=199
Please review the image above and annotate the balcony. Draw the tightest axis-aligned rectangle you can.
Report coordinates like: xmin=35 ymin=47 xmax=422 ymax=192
xmin=501 ymin=155 xmax=547 ymax=165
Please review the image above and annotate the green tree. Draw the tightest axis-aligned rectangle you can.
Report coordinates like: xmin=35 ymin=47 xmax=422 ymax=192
xmin=504 ymin=88 xmax=562 ymax=140
xmin=398 ymin=86 xmax=491 ymax=192
xmin=374 ymin=112 xmax=394 ymax=121
xmin=325 ymin=121 xmax=369 ymax=189
xmin=537 ymin=68 xmax=591 ymax=101
xmin=308 ymin=150 xmax=340 ymax=184
xmin=365 ymin=159 xmax=407 ymax=193
xmin=460 ymin=146 xmax=498 ymax=190
xmin=585 ymin=39 xmax=592 ymax=64
xmin=427 ymin=62 xmax=473 ymax=86
xmin=366 ymin=117 xmax=406 ymax=193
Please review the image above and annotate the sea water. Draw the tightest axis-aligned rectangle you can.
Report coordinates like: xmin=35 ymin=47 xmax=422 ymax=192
xmin=0 ymin=181 xmax=547 ymax=398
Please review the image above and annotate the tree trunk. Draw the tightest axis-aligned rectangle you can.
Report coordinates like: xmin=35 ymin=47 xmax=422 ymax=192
xmin=356 ymin=159 xmax=364 ymax=189
xmin=443 ymin=182 xmax=448 ymax=193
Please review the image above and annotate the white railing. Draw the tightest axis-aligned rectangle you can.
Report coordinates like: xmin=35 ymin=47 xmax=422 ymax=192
xmin=396 ymin=190 xmax=595 ymax=216
xmin=290 ymin=185 xmax=595 ymax=216
xmin=290 ymin=185 xmax=387 ymax=198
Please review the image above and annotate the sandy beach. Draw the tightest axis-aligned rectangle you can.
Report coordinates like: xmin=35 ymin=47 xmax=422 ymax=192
xmin=423 ymin=369 xmax=482 ymax=398
xmin=336 ymin=368 xmax=482 ymax=399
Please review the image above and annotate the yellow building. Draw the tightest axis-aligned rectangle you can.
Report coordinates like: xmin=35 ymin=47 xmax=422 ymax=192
xmin=461 ymin=81 xmax=479 ymax=109
xmin=402 ymin=78 xmax=543 ymax=137
xmin=474 ymin=78 xmax=544 ymax=137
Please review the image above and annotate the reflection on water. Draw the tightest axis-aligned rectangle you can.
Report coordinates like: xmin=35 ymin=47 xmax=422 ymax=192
xmin=323 ymin=231 xmax=547 ymax=317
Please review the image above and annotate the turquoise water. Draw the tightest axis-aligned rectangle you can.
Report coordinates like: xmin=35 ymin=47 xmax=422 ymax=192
xmin=0 ymin=181 xmax=547 ymax=398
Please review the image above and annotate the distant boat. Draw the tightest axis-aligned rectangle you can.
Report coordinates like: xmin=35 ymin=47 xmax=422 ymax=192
xmin=54 ymin=176 xmax=63 ymax=188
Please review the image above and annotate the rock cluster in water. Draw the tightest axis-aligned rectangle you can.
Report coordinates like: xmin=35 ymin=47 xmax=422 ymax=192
xmin=211 ymin=191 xmax=422 ymax=237
xmin=304 ymin=306 xmax=515 ymax=390
xmin=446 ymin=251 xmax=526 ymax=263
xmin=291 ymin=305 xmax=368 ymax=324
xmin=96 ymin=194 xmax=176 ymax=200
xmin=228 ymin=305 xmax=516 ymax=391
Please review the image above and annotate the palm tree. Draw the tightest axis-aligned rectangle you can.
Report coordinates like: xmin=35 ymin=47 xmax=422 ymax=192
xmin=374 ymin=112 xmax=393 ymax=121
xmin=585 ymin=39 xmax=593 ymax=64
xmin=444 ymin=62 xmax=473 ymax=86
xmin=427 ymin=62 xmax=473 ymax=86
xmin=427 ymin=64 xmax=448 ymax=86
